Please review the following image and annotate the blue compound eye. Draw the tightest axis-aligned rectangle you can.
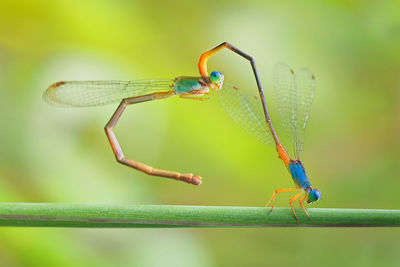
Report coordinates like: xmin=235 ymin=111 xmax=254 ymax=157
xmin=210 ymin=71 xmax=221 ymax=83
xmin=308 ymin=189 xmax=321 ymax=203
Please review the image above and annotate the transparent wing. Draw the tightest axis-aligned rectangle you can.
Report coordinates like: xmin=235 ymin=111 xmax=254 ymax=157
xmin=43 ymin=79 xmax=174 ymax=107
xmin=273 ymin=63 xmax=315 ymax=159
xmin=296 ymin=68 xmax=315 ymax=158
xmin=274 ymin=63 xmax=297 ymax=158
xmin=217 ymin=83 xmax=274 ymax=146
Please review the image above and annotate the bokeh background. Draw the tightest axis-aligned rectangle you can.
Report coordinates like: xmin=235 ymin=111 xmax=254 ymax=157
xmin=0 ymin=0 xmax=399 ymax=266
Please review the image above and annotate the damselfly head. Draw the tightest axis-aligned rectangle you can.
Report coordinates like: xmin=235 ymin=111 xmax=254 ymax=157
xmin=307 ymin=189 xmax=321 ymax=204
xmin=210 ymin=71 xmax=224 ymax=89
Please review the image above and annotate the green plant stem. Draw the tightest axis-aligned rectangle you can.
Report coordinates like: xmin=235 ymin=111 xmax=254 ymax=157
xmin=0 ymin=203 xmax=398 ymax=228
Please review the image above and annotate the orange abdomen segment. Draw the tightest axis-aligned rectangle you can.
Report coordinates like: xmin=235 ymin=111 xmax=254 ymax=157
xmin=276 ymin=143 xmax=291 ymax=166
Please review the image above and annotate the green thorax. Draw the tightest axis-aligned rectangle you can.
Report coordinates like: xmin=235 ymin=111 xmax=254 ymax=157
xmin=173 ymin=77 xmax=207 ymax=94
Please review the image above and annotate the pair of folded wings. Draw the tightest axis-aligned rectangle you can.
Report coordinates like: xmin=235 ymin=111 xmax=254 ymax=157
xmin=43 ymin=63 xmax=315 ymax=160
xmin=217 ymin=61 xmax=315 ymax=161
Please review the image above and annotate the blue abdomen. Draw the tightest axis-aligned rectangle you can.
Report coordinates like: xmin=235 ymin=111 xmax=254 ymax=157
xmin=288 ymin=161 xmax=310 ymax=188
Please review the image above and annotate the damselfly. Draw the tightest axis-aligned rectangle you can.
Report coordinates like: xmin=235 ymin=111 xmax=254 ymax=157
xmin=218 ymin=61 xmax=321 ymax=219
xmin=43 ymin=42 xmax=267 ymax=187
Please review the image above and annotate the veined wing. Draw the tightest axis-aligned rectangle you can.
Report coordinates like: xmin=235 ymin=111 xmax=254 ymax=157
xmin=43 ymin=79 xmax=174 ymax=107
xmin=274 ymin=63 xmax=315 ymax=159
xmin=217 ymin=83 xmax=274 ymax=146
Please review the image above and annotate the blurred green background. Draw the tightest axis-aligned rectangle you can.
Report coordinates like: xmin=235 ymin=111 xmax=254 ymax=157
xmin=0 ymin=0 xmax=399 ymax=266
